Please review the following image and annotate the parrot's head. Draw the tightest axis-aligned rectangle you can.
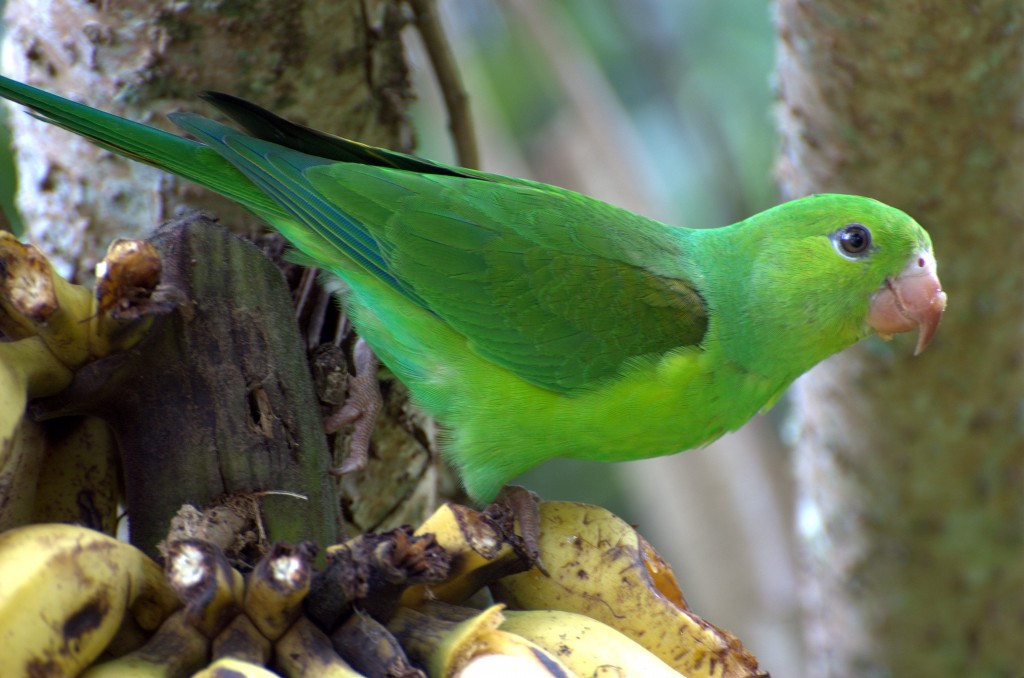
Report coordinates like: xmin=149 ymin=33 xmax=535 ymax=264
xmin=821 ymin=194 xmax=946 ymax=355
xmin=714 ymin=193 xmax=946 ymax=376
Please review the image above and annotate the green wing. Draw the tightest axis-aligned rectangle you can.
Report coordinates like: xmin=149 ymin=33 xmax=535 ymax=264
xmin=170 ymin=113 xmax=708 ymax=393
xmin=0 ymin=76 xmax=708 ymax=389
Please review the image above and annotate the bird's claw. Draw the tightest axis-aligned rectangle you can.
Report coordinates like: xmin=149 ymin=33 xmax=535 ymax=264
xmin=326 ymin=337 xmax=382 ymax=476
xmin=485 ymin=485 xmax=548 ymax=576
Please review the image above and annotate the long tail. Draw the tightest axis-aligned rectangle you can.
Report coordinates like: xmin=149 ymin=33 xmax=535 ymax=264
xmin=0 ymin=75 xmax=282 ymax=218
xmin=197 ymin=90 xmax=470 ymax=178
xmin=0 ymin=75 xmax=443 ymax=301
xmin=0 ymin=75 xmax=411 ymax=289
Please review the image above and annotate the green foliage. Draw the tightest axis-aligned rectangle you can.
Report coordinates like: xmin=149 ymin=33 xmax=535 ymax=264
xmin=415 ymin=0 xmax=775 ymax=227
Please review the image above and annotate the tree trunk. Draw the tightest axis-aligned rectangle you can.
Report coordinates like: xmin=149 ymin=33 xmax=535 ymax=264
xmin=775 ymin=2 xmax=1024 ymax=676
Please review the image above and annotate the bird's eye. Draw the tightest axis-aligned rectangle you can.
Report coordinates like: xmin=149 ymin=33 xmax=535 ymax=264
xmin=835 ymin=223 xmax=871 ymax=256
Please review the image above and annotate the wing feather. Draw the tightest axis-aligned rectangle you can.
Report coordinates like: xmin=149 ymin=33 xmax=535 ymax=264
xmin=171 ymin=113 xmax=708 ymax=392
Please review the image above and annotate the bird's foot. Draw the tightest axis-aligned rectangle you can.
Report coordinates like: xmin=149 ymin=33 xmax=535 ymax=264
xmin=484 ymin=485 xmax=548 ymax=575
xmin=326 ymin=337 xmax=382 ymax=476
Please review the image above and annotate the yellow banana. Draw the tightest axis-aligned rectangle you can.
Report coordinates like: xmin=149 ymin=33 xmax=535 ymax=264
xmin=45 ymin=259 xmax=96 ymax=363
xmin=330 ymin=607 xmax=423 ymax=677
xmin=400 ymin=501 xmax=527 ymax=609
xmin=0 ymin=336 xmax=74 ymax=455
xmin=1 ymin=232 xmax=163 ymax=380
xmin=166 ymin=539 xmax=246 ymax=639
xmin=0 ymin=336 xmax=79 ymax=531
xmin=99 ymin=613 xmax=151 ymax=659
xmin=0 ymin=334 xmax=75 ymax=398
xmin=210 ymin=613 xmax=271 ymax=665
xmin=591 ymin=668 xmax=628 ymax=678
xmin=0 ymin=523 xmax=179 ymax=676
xmin=0 ymin=415 xmax=46 ymax=531
xmin=0 ymin=237 xmax=159 ymax=534
xmin=31 ymin=415 xmax=121 ymax=534
xmin=79 ymin=610 xmax=210 ymax=678
xmin=0 ymin=232 xmax=93 ymax=366
xmin=242 ymin=542 xmax=314 ymax=641
xmin=490 ymin=501 xmax=764 ymax=678
xmin=500 ymin=609 xmax=683 ymax=678
xmin=274 ymin=616 xmax=366 ymax=678
xmin=388 ymin=602 xmax=578 ymax=678
xmin=89 ymin=238 xmax=164 ymax=358
xmin=192 ymin=656 xmax=280 ymax=678
xmin=457 ymin=654 xmax=578 ymax=678
xmin=0 ymin=233 xmax=63 ymax=338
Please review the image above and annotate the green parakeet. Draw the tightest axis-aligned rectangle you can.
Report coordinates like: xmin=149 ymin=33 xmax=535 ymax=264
xmin=0 ymin=76 xmax=946 ymax=503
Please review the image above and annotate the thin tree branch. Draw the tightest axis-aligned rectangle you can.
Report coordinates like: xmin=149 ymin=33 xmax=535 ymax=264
xmin=409 ymin=0 xmax=480 ymax=169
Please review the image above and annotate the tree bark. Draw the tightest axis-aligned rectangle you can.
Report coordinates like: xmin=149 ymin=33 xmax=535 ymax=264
xmin=775 ymin=2 xmax=1024 ymax=676
xmin=1 ymin=0 xmax=413 ymax=277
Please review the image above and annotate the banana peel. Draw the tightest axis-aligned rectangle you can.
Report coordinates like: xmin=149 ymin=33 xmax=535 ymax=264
xmin=401 ymin=501 xmax=529 ymax=609
xmin=243 ymin=541 xmax=316 ymax=641
xmin=0 ymin=416 xmax=47 ymax=531
xmin=501 ymin=608 xmax=682 ymax=678
xmin=89 ymin=238 xmax=166 ymax=357
xmin=330 ymin=608 xmax=424 ymax=678
xmin=192 ymin=656 xmax=281 ymax=678
xmin=30 ymin=416 xmax=121 ymax=533
xmin=0 ymin=337 xmax=74 ymax=451
xmin=79 ymin=610 xmax=210 ymax=678
xmin=210 ymin=613 xmax=272 ymax=666
xmin=166 ymin=539 xmax=245 ymax=639
xmin=388 ymin=603 xmax=578 ymax=678
xmin=490 ymin=501 xmax=765 ymax=678
xmin=274 ymin=616 xmax=366 ymax=678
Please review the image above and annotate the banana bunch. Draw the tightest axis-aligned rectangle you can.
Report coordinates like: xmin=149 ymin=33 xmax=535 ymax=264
xmin=0 ymin=234 xmax=166 ymax=532
xmin=288 ymin=499 xmax=767 ymax=677
xmin=0 ymin=500 xmax=765 ymax=677
xmin=0 ymin=523 xmax=181 ymax=677
xmin=69 ymin=532 xmax=341 ymax=677
xmin=398 ymin=500 xmax=765 ymax=678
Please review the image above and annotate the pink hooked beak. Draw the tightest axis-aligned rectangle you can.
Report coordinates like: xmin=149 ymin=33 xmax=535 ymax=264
xmin=867 ymin=251 xmax=947 ymax=355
